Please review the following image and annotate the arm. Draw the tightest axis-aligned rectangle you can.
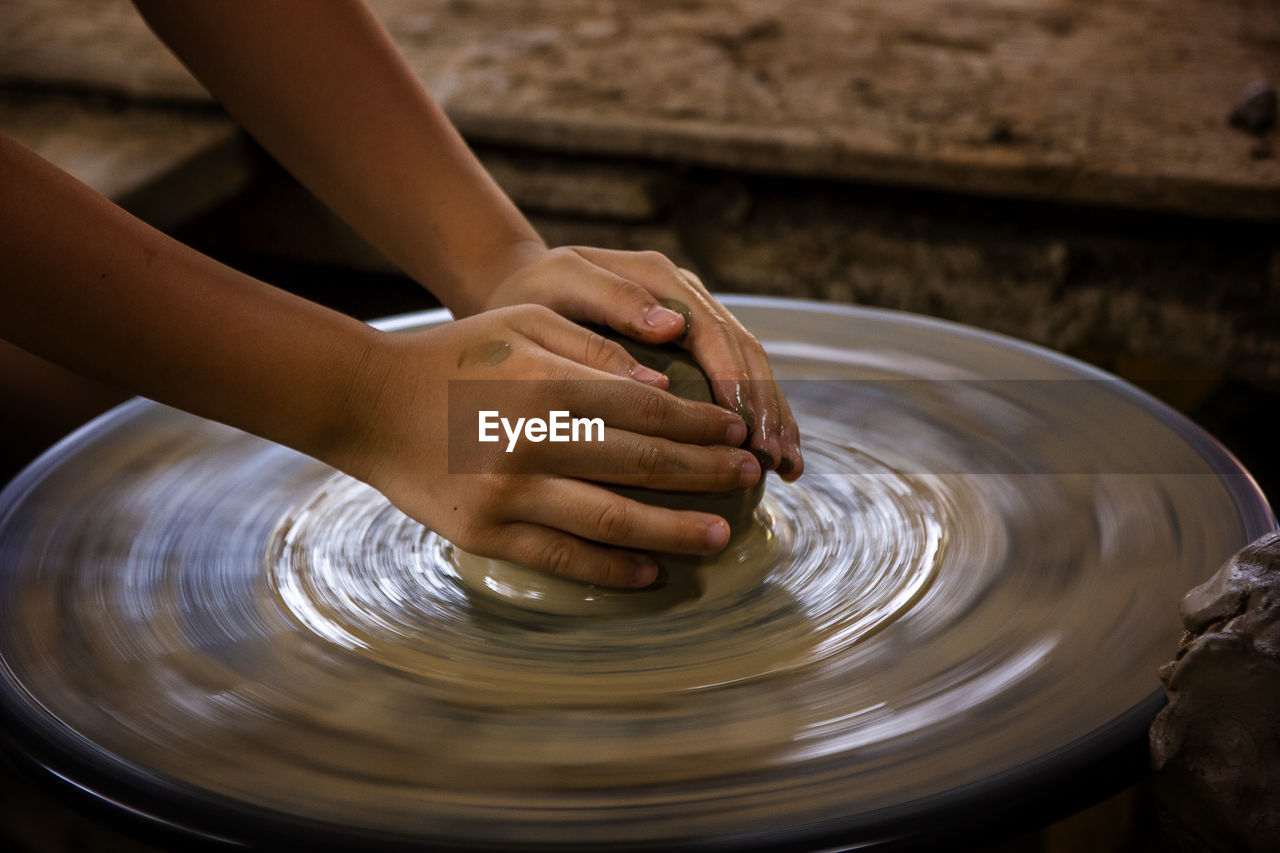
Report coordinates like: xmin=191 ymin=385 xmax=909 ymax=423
xmin=130 ymin=0 xmax=537 ymax=317
xmin=0 ymin=132 xmax=373 ymax=466
xmin=1 ymin=133 xmax=755 ymax=587
xmin=130 ymin=0 xmax=803 ymax=478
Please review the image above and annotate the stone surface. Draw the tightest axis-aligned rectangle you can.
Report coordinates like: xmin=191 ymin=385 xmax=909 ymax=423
xmin=479 ymin=150 xmax=675 ymax=221
xmin=1151 ymin=532 xmax=1280 ymax=852
xmin=3 ymin=0 xmax=1278 ymax=218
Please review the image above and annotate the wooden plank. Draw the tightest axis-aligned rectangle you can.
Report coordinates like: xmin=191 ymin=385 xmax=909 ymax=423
xmin=0 ymin=92 xmax=248 ymax=229
xmin=3 ymin=0 xmax=1277 ymax=217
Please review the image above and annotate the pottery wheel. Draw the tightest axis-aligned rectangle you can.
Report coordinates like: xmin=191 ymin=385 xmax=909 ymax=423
xmin=0 ymin=298 xmax=1272 ymax=850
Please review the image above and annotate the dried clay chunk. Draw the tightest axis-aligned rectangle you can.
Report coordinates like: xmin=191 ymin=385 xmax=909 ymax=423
xmin=1150 ymin=531 xmax=1280 ymax=851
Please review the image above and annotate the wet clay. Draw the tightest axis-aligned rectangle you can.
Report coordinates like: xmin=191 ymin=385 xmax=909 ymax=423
xmin=452 ymin=519 xmax=778 ymax=617
xmin=1150 ymin=531 xmax=1280 ymax=851
xmin=454 ymin=318 xmax=769 ymax=615
xmin=457 ymin=339 xmax=511 ymax=368
xmin=659 ymin=297 xmax=693 ymax=343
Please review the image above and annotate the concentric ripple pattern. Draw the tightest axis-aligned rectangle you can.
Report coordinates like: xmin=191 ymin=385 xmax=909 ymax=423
xmin=0 ymin=300 xmax=1271 ymax=849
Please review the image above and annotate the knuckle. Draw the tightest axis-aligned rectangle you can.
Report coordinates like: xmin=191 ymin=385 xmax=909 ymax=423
xmin=709 ymin=314 xmax=737 ymax=339
xmin=559 ymin=247 xmax=593 ymax=272
xmin=618 ymin=279 xmax=654 ymax=305
xmin=634 ymin=442 xmax=671 ymax=477
xmin=506 ymin=444 xmax=538 ymax=474
xmin=717 ymin=449 xmax=745 ymax=485
xmin=542 ymin=357 xmax=580 ymax=386
xmin=452 ymin=519 xmax=491 ymax=555
xmin=649 ymin=514 xmax=699 ymax=552
xmin=593 ymin=501 xmax=634 ymax=541
xmin=584 ymin=331 xmax=628 ymax=368
xmin=700 ymin=417 xmax=730 ymax=446
xmin=759 ymin=386 xmax=781 ymax=412
xmin=491 ymin=304 xmax=526 ymax=326
xmin=511 ymin=302 xmax=555 ymax=324
xmin=480 ymin=474 xmax=517 ymax=504
xmin=641 ymin=250 xmax=681 ymax=277
xmin=537 ymin=538 xmax=579 ymax=579
xmin=674 ymin=519 xmax=704 ymax=550
xmin=636 ymin=391 xmax=670 ymax=432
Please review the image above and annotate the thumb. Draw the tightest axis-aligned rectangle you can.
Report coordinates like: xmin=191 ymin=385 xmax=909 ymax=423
xmin=598 ymin=278 xmax=689 ymax=343
xmin=624 ymin=290 xmax=690 ymax=343
xmin=557 ymin=260 xmax=688 ymax=343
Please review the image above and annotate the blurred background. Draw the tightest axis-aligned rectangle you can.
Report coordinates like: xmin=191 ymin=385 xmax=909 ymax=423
xmin=1 ymin=1 xmax=1277 ymax=850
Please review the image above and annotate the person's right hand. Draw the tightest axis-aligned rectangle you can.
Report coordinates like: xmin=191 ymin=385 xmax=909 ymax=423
xmin=332 ymin=305 xmax=759 ymax=588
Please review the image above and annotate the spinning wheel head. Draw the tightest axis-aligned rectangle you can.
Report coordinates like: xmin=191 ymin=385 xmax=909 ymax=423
xmin=0 ymin=298 xmax=1271 ymax=850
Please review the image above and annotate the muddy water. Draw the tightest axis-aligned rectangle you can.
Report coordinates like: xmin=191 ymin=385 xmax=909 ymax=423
xmin=0 ymin=300 xmax=1271 ymax=848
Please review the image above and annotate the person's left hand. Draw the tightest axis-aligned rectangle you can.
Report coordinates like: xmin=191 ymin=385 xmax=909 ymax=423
xmin=476 ymin=245 xmax=803 ymax=481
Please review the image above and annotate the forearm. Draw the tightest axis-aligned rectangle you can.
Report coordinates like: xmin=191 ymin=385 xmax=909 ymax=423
xmin=0 ymin=133 xmax=379 ymax=468
xmin=131 ymin=0 xmax=542 ymax=316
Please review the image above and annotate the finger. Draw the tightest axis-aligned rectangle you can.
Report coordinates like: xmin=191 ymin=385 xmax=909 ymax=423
xmin=679 ymin=268 xmax=803 ymax=474
xmin=563 ymin=247 xmax=697 ymax=343
xmin=571 ymin=249 xmax=745 ymax=391
xmin=673 ymin=300 xmax=758 ymax=443
xmin=518 ymin=479 xmax=731 ymax=555
xmin=532 ymin=427 xmax=761 ymax=491
xmin=556 ymin=250 xmax=799 ymax=472
xmin=732 ymin=328 xmax=786 ymax=472
xmin=505 ymin=304 xmax=668 ymax=388
xmin=487 ymin=522 xmax=660 ymax=588
xmin=521 ymin=248 xmax=688 ymax=343
xmin=600 ymin=260 xmax=759 ymax=447
xmin=773 ymin=389 xmax=805 ymax=481
xmin=546 ymin=358 xmax=747 ymax=446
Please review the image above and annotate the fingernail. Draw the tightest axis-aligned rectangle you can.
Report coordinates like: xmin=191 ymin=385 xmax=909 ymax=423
xmin=643 ymin=304 xmax=684 ymax=329
xmin=705 ymin=518 xmax=730 ymax=551
xmin=629 ymin=555 xmax=660 ymax=587
xmin=738 ymin=452 xmax=761 ymax=488
xmin=630 ymin=364 xmax=667 ymax=386
xmin=725 ymin=418 xmax=747 ymax=446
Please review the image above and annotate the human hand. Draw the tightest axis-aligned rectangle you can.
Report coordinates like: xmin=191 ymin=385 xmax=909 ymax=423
xmin=475 ymin=246 xmax=804 ymax=480
xmin=336 ymin=305 xmax=759 ymax=588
